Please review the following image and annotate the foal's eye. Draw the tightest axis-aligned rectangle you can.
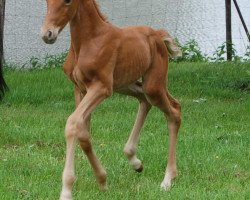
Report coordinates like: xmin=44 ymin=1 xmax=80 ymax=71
xmin=64 ymin=0 xmax=71 ymax=4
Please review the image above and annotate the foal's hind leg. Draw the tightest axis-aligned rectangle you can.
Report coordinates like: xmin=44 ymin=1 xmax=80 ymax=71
xmin=143 ymin=56 xmax=181 ymax=190
xmin=160 ymin=94 xmax=181 ymax=190
xmin=124 ymin=101 xmax=151 ymax=172
xmin=118 ymin=83 xmax=151 ymax=172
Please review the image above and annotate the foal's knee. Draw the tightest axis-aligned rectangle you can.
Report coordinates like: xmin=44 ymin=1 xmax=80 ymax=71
xmin=65 ymin=115 xmax=92 ymax=152
xmin=65 ymin=114 xmax=78 ymax=139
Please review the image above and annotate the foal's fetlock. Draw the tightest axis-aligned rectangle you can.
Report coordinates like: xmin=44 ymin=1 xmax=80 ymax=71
xmin=160 ymin=169 xmax=177 ymax=190
xmin=60 ymin=175 xmax=75 ymax=200
xmin=60 ymin=191 xmax=72 ymax=200
xmin=123 ymin=146 xmax=135 ymax=158
xmin=96 ymin=170 xmax=108 ymax=191
xmin=62 ymin=170 xmax=76 ymax=185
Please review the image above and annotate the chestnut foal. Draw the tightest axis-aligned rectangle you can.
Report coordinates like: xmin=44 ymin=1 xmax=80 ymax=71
xmin=41 ymin=0 xmax=182 ymax=199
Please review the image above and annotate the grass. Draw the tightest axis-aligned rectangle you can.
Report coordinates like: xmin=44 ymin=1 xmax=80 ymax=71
xmin=0 ymin=62 xmax=249 ymax=200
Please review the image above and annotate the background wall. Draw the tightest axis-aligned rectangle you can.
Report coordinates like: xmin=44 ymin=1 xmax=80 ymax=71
xmin=4 ymin=0 xmax=250 ymax=65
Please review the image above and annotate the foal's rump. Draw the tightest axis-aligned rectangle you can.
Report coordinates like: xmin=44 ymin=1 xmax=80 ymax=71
xmin=120 ymin=26 xmax=181 ymax=59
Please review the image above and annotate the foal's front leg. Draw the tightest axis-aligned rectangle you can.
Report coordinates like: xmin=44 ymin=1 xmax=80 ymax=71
xmin=74 ymin=86 xmax=92 ymax=131
xmin=60 ymin=83 xmax=111 ymax=200
xmin=74 ymin=86 xmax=83 ymax=107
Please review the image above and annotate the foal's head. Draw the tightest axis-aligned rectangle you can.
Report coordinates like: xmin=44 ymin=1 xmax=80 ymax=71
xmin=41 ymin=0 xmax=80 ymax=44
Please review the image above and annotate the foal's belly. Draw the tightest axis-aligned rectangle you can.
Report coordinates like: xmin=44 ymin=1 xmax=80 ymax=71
xmin=113 ymin=36 xmax=151 ymax=89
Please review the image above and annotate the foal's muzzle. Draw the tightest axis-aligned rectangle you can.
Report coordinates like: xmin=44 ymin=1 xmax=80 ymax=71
xmin=41 ymin=28 xmax=59 ymax=44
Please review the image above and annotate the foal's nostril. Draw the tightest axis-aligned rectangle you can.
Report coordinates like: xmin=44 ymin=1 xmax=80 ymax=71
xmin=48 ymin=30 xmax=53 ymax=38
xmin=42 ymin=29 xmax=58 ymax=44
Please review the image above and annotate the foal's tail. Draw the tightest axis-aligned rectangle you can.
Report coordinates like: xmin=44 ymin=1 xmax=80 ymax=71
xmin=157 ymin=29 xmax=182 ymax=58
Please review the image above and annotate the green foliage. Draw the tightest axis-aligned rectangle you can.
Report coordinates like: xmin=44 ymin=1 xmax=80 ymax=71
xmin=43 ymin=52 xmax=68 ymax=68
xmin=210 ymin=42 xmax=227 ymax=62
xmin=243 ymin=45 xmax=250 ymax=62
xmin=175 ymin=39 xmax=207 ymax=62
xmin=172 ymin=40 xmax=250 ymax=62
xmin=26 ymin=52 xmax=67 ymax=69
xmin=209 ymin=42 xmax=242 ymax=62
xmin=0 ymin=63 xmax=249 ymax=199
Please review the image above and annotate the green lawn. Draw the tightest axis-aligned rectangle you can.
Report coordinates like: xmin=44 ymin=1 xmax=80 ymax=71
xmin=0 ymin=62 xmax=249 ymax=200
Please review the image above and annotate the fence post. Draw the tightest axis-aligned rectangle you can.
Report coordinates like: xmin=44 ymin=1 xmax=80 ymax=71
xmin=233 ymin=0 xmax=250 ymax=43
xmin=0 ymin=0 xmax=5 ymax=63
xmin=0 ymin=0 xmax=8 ymax=100
xmin=225 ymin=0 xmax=232 ymax=61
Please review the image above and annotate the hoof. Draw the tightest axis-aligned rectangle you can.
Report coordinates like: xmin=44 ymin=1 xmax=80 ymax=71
xmin=160 ymin=180 xmax=171 ymax=191
xmin=99 ymin=182 xmax=108 ymax=191
xmin=129 ymin=156 xmax=143 ymax=173
xmin=60 ymin=192 xmax=72 ymax=200
xmin=135 ymin=164 xmax=144 ymax=173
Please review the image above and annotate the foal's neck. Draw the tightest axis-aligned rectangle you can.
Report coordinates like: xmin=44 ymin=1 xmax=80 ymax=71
xmin=70 ymin=0 xmax=109 ymax=51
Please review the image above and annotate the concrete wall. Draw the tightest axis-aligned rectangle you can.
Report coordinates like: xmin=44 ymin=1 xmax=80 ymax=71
xmin=4 ymin=0 xmax=250 ymax=65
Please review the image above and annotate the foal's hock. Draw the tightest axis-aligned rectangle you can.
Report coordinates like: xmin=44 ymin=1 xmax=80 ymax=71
xmin=41 ymin=1 xmax=182 ymax=199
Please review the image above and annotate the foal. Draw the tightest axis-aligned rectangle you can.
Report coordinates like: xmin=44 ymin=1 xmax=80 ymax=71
xmin=41 ymin=0 xmax=182 ymax=199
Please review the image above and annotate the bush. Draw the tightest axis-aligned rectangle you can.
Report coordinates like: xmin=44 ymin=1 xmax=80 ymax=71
xmin=172 ymin=40 xmax=250 ymax=63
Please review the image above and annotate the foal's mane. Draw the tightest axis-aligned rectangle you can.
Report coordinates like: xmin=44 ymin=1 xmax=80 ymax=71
xmin=92 ymin=0 xmax=108 ymax=23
